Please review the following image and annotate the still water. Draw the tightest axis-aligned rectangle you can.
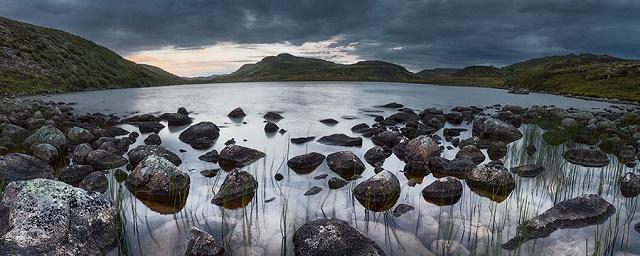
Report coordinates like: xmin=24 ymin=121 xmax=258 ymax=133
xmin=37 ymin=82 xmax=639 ymax=255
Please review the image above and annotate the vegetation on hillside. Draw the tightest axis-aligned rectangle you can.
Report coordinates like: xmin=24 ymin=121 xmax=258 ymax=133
xmin=0 ymin=17 xmax=181 ymax=94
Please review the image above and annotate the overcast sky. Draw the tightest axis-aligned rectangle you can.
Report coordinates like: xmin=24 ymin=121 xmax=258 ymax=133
xmin=1 ymin=0 xmax=639 ymax=76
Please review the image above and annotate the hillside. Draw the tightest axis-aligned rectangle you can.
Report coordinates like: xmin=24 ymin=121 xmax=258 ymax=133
xmin=0 ymin=17 xmax=181 ymax=94
xmin=215 ymin=53 xmax=421 ymax=83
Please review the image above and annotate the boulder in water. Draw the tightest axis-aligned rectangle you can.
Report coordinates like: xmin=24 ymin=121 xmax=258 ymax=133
xmin=0 ymin=153 xmax=53 ymax=187
xmin=620 ymin=172 xmax=640 ymax=197
xmin=127 ymin=145 xmax=182 ymax=168
xmin=218 ymin=145 xmax=265 ymax=170
xmin=326 ymin=151 xmax=366 ymax=180
xmin=86 ymin=149 xmax=128 ymax=170
xmin=184 ymin=227 xmax=225 ymax=256
xmin=227 ymin=107 xmax=246 ymax=118
xmin=353 ymin=170 xmax=401 ymax=211
xmin=211 ymin=169 xmax=258 ymax=208
xmin=292 ymin=218 xmax=386 ymax=256
xmin=318 ymin=134 xmax=363 ymax=147
xmin=422 ymin=177 xmax=463 ymax=206
xmin=472 ymin=117 xmax=523 ymax=143
xmin=404 ymin=135 xmax=439 ymax=162
xmin=287 ymin=152 xmax=325 ymax=174
xmin=562 ymin=148 xmax=610 ymax=167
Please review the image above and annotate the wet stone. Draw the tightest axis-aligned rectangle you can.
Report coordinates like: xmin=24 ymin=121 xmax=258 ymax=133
xmin=317 ymin=134 xmax=363 ymax=147
xmin=392 ymin=203 xmax=415 ymax=217
xmin=562 ymin=148 xmax=610 ymax=167
xmin=304 ymin=186 xmax=322 ymax=196
xmin=291 ymin=136 xmax=315 ymax=144
xmin=422 ymin=177 xmax=463 ymax=206
xmin=328 ymin=177 xmax=349 ymax=189
xmin=293 ymin=218 xmax=386 ymax=256
xmin=510 ymin=164 xmax=545 ymax=178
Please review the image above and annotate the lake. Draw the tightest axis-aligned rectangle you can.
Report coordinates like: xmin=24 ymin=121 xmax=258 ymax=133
xmin=35 ymin=81 xmax=640 ymax=255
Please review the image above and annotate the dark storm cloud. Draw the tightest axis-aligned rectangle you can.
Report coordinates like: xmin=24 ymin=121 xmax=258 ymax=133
xmin=1 ymin=0 xmax=639 ymax=70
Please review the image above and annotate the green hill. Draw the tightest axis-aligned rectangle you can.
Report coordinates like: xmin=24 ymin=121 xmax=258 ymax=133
xmin=215 ymin=53 xmax=421 ymax=83
xmin=0 ymin=17 xmax=182 ymax=94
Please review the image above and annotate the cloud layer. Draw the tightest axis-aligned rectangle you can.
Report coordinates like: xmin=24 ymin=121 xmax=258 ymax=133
xmin=2 ymin=0 xmax=639 ymax=73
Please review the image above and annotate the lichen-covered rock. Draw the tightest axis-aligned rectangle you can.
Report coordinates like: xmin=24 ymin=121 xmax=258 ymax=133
xmin=125 ymin=155 xmax=190 ymax=199
xmin=456 ymin=145 xmax=485 ymax=164
xmin=502 ymin=194 xmax=615 ymax=250
xmin=472 ymin=117 xmax=523 ymax=143
xmin=86 ymin=149 xmax=128 ymax=170
xmin=466 ymin=161 xmax=515 ymax=194
xmin=292 ymin=218 xmax=386 ymax=256
xmin=317 ymin=134 xmax=363 ymax=147
xmin=0 ymin=179 xmax=118 ymax=255
xmin=0 ymin=123 xmax=29 ymax=142
xmin=0 ymin=153 xmax=53 ymax=187
xmin=127 ymin=145 xmax=182 ymax=168
xmin=67 ymin=126 xmax=95 ymax=145
xmin=32 ymin=143 xmax=59 ymax=163
xmin=404 ymin=135 xmax=439 ymax=162
xmin=218 ymin=145 xmax=265 ymax=170
xmin=72 ymin=143 xmax=93 ymax=165
xmin=353 ymin=170 xmax=400 ymax=212
xmin=422 ymin=177 xmax=463 ymax=206
xmin=287 ymin=152 xmax=325 ymax=174
xmin=23 ymin=125 xmax=67 ymax=150
xmin=326 ymin=151 xmax=366 ymax=180
xmin=620 ymin=172 xmax=640 ymax=197
xmin=563 ymin=148 xmax=610 ymax=167
xmin=211 ymin=169 xmax=258 ymax=207
xmin=184 ymin=227 xmax=225 ymax=256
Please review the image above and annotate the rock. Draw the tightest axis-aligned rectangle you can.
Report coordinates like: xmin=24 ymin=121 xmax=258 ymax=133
xmin=292 ymin=218 xmax=386 ymax=256
xmin=472 ymin=117 xmax=523 ymax=143
xmin=326 ymin=151 xmax=366 ymax=180
xmin=617 ymin=146 xmax=636 ymax=166
xmin=304 ymin=186 xmax=323 ymax=196
xmin=563 ymin=148 xmax=610 ymax=167
xmin=264 ymin=122 xmax=279 ymax=133
xmin=211 ymin=169 xmax=258 ymax=206
xmin=0 ymin=123 xmax=29 ymax=142
xmin=0 ymin=153 xmax=53 ymax=187
xmin=353 ymin=170 xmax=401 ymax=211
xmin=218 ymin=145 xmax=265 ymax=170
xmin=371 ymin=130 xmax=403 ymax=148
xmin=134 ymin=121 xmax=165 ymax=133
xmin=59 ymin=164 xmax=95 ymax=184
xmin=198 ymin=150 xmax=219 ymax=163
xmin=159 ymin=113 xmax=192 ymax=126
xmin=287 ymin=152 xmax=326 ymax=174
xmin=184 ymin=227 xmax=225 ymax=256
xmin=456 ymin=145 xmax=485 ymax=164
xmin=487 ymin=141 xmax=507 ymax=160
xmin=79 ymin=171 xmax=108 ymax=193
xmin=179 ymin=122 xmax=220 ymax=147
xmin=274 ymin=173 xmax=284 ymax=181
xmin=67 ymin=126 xmax=95 ymax=145
xmin=510 ymin=164 xmax=545 ymax=178
xmin=224 ymin=138 xmax=236 ymax=146
xmin=466 ymin=161 xmax=515 ymax=196
xmin=392 ymin=204 xmax=415 ymax=217
xmin=387 ymin=111 xmax=420 ymax=123
xmin=502 ymin=194 xmax=615 ymax=250
xmin=291 ymin=136 xmax=315 ymax=144
xmin=227 ymin=107 xmax=246 ymax=118
xmin=32 ymin=143 xmax=59 ymax=163
xmin=104 ymin=127 xmax=129 ymax=137
xmin=444 ymin=112 xmax=464 ymax=124
xmin=428 ymin=157 xmax=475 ymax=178
xmin=72 ymin=143 xmax=93 ymax=164
xmin=113 ymin=169 xmax=128 ymax=183
xmin=364 ymin=146 xmax=392 ymax=166
xmin=620 ymin=172 xmax=640 ymax=197
xmin=189 ymin=137 xmax=215 ymax=149
xmin=319 ymin=118 xmax=339 ymax=125
xmin=200 ymin=169 xmax=220 ymax=178
xmin=404 ymin=135 xmax=439 ymax=162
xmin=86 ymin=149 xmax=128 ymax=170
xmin=0 ymin=179 xmax=118 ymax=255
xmin=328 ymin=177 xmax=349 ymax=189
xmin=127 ymin=145 xmax=182 ymax=167
xmin=526 ymin=144 xmax=537 ymax=156
xmin=351 ymin=123 xmax=370 ymax=132
xmin=178 ymin=107 xmax=189 ymax=115
xmin=129 ymin=131 xmax=140 ymax=140
xmin=23 ymin=125 xmax=67 ymax=150
xmin=403 ymin=161 xmax=429 ymax=177
xmin=263 ymin=111 xmax=284 ymax=121
xmin=422 ymin=177 xmax=463 ymax=206
xmin=126 ymin=155 xmax=190 ymax=200
xmin=317 ymin=134 xmax=363 ymax=147
xmin=430 ymin=240 xmax=470 ymax=256
xmin=144 ymin=133 xmax=162 ymax=145
xmin=378 ymin=102 xmax=403 ymax=108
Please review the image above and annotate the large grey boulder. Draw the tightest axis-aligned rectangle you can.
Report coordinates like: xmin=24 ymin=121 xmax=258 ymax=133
xmin=179 ymin=122 xmax=220 ymax=148
xmin=127 ymin=145 xmax=182 ymax=168
xmin=23 ymin=125 xmax=67 ymax=150
xmin=211 ymin=169 xmax=258 ymax=207
xmin=293 ymin=218 xmax=386 ymax=256
xmin=125 ymin=155 xmax=190 ymax=199
xmin=0 ymin=179 xmax=118 ymax=255
xmin=218 ymin=145 xmax=265 ymax=170
xmin=326 ymin=151 xmax=366 ymax=180
xmin=472 ymin=117 xmax=523 ymax=143
xmin=287 ymin=152 xmax=325 ymax=174
xmin=403 ymin=135 xmax=439 ymax=162
xmin=563 ymin=148 xmax=610 ymax=167
xmin=86 ymin=149 xmax=128 ymax=170
xmin=466 ymin=161 xmax=515 ymax=199
xmin=353 ymin=170 xmax=400 ymax=212
xmin=502 ymin=194 xmax=615 ymax=250
xmin=184 ymin=227 xmax=225 ymax=256
xmin=0 ymin=153 xmax=53 ymax=187
xmin=67 ymin=126 xmax=95 ymax=145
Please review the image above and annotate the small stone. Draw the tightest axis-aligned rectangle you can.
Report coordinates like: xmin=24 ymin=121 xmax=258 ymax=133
xmin=304 ymin=186 xmax=323 ymax=196
xmin=200 ymin=169 xmax=220 ymax=178
xmin=328 ymin=177 xmax=349 ymax=189
xmin=392 ymin=203 xmax=415 ymax=217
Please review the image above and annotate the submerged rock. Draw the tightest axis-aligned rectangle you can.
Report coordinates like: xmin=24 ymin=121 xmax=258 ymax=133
xmin=430 ymin=240 xmax=470 ymax=256
xmin=620 ymin=172 xmax=640 ymax=197
xmin=326 ymin=151 xmax=366 ymax=180
xmin=159 ymin=112 xmax=192 ymax=126
xmin=218 ymin=145 xmax=266 ymax=170
xmin=562 ymin=148 xmax=610 ymax=167
xmin=59 ymin=164 xmax=95 ymax=185
xmin=292 ymin=218 xmax=386 ymax=256
xmin=317 ymin=134 xmax=363 ymax=147
xmin=526 ymin=144 xmax=537 ymax=156
xmin=422 ymin=177 xmax=463 ymax=206
xmin=378 ymin=102 xmax=403 ymax=108
xmin=184 ymin=227 xmax=225 ymax=256
xmin=502 ymin=194 xmax=615 ymax=250
xmin=127 ymin=145 xmax=182 ymax=167
xmin=466 ymin=161 xmax=515 ymax=201
xmin=0 ymin=153 xmax=54 ymax=187
xmin=211 ymin=169 xmax=258 ymax=208
xmin=0 ymin=179 xmax=118 ymax=255
xmin=287 ymin=152 xmax=326 ymax=174
xmin=472 ymin=117 xmax=523 ymax=143
xmin=403 ymin=135 xmax=439 ymax=162
xmin=86 ymin=149 xmax=128 ymax=170
xmin=200 ymin=169 xmax=220 ymax=178
xmin=134 ymin=121 xmax=165 ymax=133
xmin=353 ymin=170 xmax=401 ymax=212
xmin=319 ymin=118 xmax=339 ymax=125
xmin=510 ymin=164 xmax=545 ymax=178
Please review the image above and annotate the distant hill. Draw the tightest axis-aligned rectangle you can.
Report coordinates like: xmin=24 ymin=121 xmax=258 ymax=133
xmin=215 ymin=53 xmax=421 ymax=83
xmin=0 ymin=17 xmax=182 ymax=94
